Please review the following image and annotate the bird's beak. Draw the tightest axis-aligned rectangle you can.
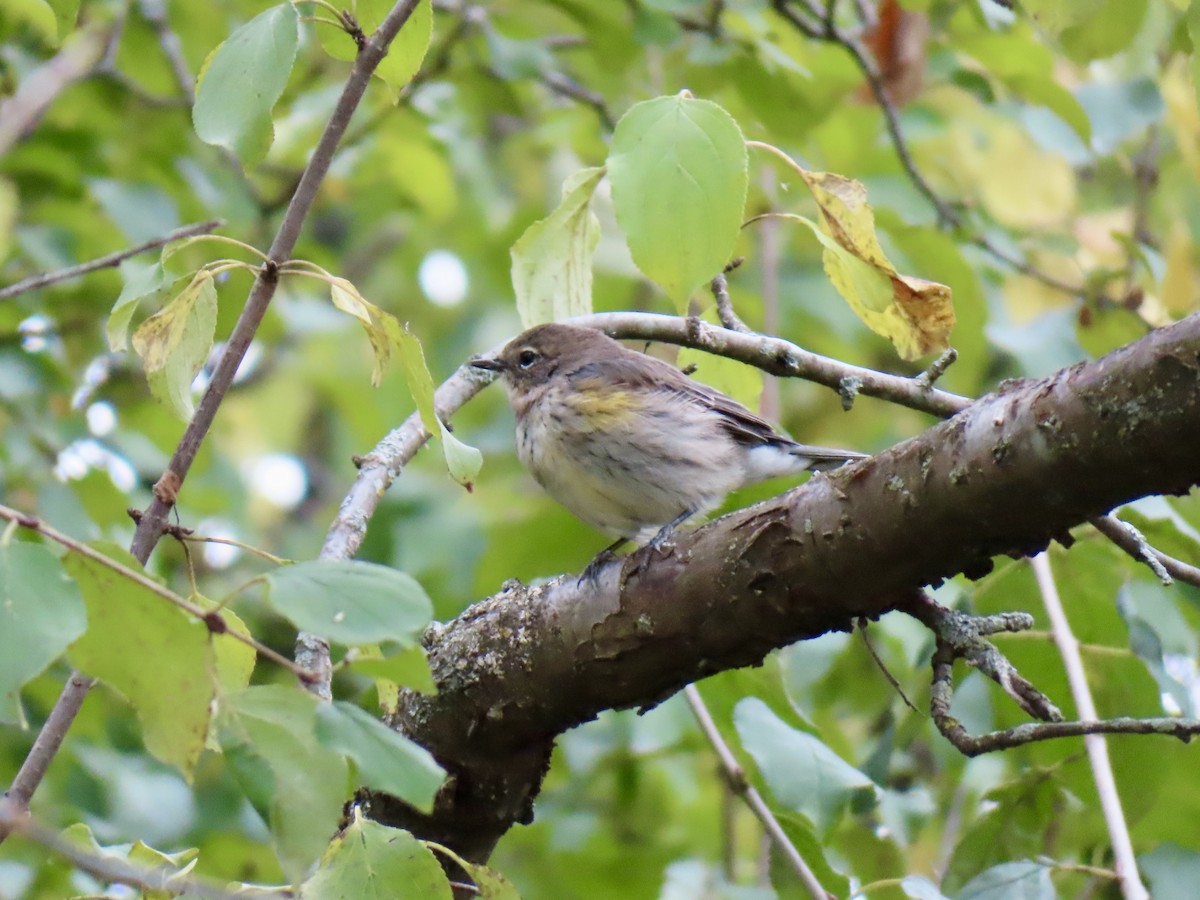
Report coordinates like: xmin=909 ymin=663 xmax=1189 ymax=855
xmin=469 ymin=355 xmax=506 ymax=373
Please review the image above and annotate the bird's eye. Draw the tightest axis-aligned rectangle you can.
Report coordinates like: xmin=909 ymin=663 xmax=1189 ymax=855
xmin=517 ymin=349 xmax=539 ymax=368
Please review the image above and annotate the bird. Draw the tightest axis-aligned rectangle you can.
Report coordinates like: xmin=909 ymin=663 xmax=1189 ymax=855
xmin=470 ymin=322 xmax=866 ymax=580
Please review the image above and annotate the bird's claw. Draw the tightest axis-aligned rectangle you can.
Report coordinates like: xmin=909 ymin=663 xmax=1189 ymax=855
xmin=578 ymin=547 xmax=619 ymax=588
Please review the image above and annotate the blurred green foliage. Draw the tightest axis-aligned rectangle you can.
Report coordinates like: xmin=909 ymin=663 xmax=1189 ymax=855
xmin=1 ymin=0 xmax=1200 ymax=897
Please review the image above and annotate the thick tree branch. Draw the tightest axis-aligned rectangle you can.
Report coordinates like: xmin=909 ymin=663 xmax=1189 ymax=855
xmin=299 ymin=311 xmax=969 ymax=694
xmin=364 ymin=312 xmax=1200 ymax=861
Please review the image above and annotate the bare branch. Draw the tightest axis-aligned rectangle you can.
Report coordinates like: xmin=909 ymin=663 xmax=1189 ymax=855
xmin=136 ymin=0 xmax=196 ymax=103
xmin=683 ymin=685 xmax=832 ymax=900
xmin=0 ymin=801 xmax=278 ymax=900
xmin=1032 ymin=554 xmax=1149 ymax=900
xmin=913 ymin=348 xmax=957 ymax=391
xmin=0 ymin=673 xmax=93 ymax=838
xmin=710 ymin=268 xmax=751 ymax=333
xmin=1090 ymin=514 xmax=1200 ymax=589
xmin=903 ymin=592 xmax=1062 ymax=722
xmin=0 ymin=220 xmax=222 ymax=302
xmin=539 ymin=70 xmax=615 ymax=130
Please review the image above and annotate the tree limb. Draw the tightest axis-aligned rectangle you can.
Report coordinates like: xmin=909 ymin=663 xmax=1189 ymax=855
xmin=363 ymin=312 xmax=1200 ymax=862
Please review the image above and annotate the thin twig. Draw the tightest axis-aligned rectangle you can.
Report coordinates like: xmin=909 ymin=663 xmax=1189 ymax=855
xmin=0 ymin=673 xmax=93 ymax=836
xmin=0 ymin=504 xmax=318 ymax=683
xmin=710 ymin=269 xmax=751 ymax=333
xmin=905 ymin=592 xmax=1063 ymax=722
xmin=1091 ymin=515 xmax=1200 ymax=588
xmin=0 ymin=801 xmax=277 ymax=900
xmin=1031 ymin=554 xmax=1149 ymax=900
xmin=539 ymin=70 xmax=615 ymax=130
xmin=683 ymin=685 xmax=832 ymax=900
xmin=136 ymin=0 xmax=196 ymax=103
xmin=856 ymin=620 xmax=918 ymax=713
xmin=770 ymin=0 xmax=1085 ymax=295
xmin=913 ymin=348 xmax=957 ymax=390
xmin=0 ymin=220 xmax=222 ymax=302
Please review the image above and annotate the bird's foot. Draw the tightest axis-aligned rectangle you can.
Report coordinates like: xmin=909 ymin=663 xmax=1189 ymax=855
xmin=578 ymin=538 xmax=628 ymax=588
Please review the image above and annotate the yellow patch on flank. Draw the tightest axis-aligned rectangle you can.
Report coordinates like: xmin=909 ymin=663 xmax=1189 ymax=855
xmin=568 ymin=382 xmax=639 ymax=428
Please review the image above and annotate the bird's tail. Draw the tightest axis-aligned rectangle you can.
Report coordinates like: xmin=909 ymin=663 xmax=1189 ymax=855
xmin=788 ymin=443 xmax=869 ymax=472
xmin=742 ymin=441 xmax=867 ymax=482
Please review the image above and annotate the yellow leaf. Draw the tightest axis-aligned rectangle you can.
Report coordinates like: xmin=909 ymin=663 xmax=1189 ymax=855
xmin=750 ymin=145 xmax=955 ymax=361
xmin=131 ymin=270 xmax=218 ymax=419
xmin=1160 ymin=220 xmax=1198 ymax=315
xmin=976 ymin=125 xmax=1076 ymax=230
xmin=329 ymin=276 xmax=393 ymax=386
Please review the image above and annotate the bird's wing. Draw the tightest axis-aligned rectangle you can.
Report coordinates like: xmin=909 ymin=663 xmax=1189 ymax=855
xmin=568 ymin=353 xmax=795 ymax=447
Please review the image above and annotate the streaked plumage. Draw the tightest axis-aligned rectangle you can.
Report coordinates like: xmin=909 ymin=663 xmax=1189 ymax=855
xmin=471 ymin=323 xmax=865 ymax=544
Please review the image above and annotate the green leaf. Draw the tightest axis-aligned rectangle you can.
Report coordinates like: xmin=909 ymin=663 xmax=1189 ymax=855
xmin=314 ymin=700 xmax=445 ymax=812
xmin=64 ymin=543 xmax=214 ymax=779
xmin=1141 ymin=844 xmax=1200 ymax=900
xmin=301 ymin=810 xmax=452 ymax=900
xmin=2 ymin=0 xmax=58 ymax=44
xmin=958 ymin=860 xmax=1054 ymax=900
xmin=1117 ymin=583 xmax=1194 ymax=716
xmin=318 ymin=0 xmax=433 ymax=101
xmin=393 ymin=322 xmax=484 ymax=488
xmin=61 ymin=823 xmax=199 ymax=894
xmin=511 ymin=166 xmax=604 ymax=328
xmin=131 ymin=269 xmax=218 ymax=420
xmin=107 ymin=260 xmax=174 ymax=352
xmin=262 ymin=560 xmax=433 ymax=646
xmin=956 ymin=30 xmax=1092 ymax=144
xmin=376 ymin=0 xmax=433 ymax=101
xmin=426 ymin=842 xmax=522 ymax=900
xmin=193 ymin=3 xmax=300 ymax=164
xmin=607 ymin=93 xmax=748 ymax=311
xmin=220 ymin=685 xmax=349 ymax=882
xmin=351 ymin=644 xmax=437 ymax=694
xmin=1060 ymin=0 xmax=1148 ymax=63
xmin=43 ymin=0 xmax=79 ymax=39
xmin=733 ymin=697 xmax=876 ymax=834
xmin=202 ymin=597 xmax=257 ymax=695
xmin=0 ymin=541 xmax=87 ymax=727
xmin=0 ymin=177 xmax=18 ymax=266
xmin=328 ymin=275 xmax=397 ymax=387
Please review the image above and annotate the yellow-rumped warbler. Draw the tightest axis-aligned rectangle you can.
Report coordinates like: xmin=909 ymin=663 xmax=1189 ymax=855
xmin=471 ymin=323 xmax=866 ymax=573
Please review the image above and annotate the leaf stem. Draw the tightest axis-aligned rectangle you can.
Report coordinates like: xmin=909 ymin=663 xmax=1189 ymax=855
xmin=0 ymin=504 xmax=317 ymax=684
